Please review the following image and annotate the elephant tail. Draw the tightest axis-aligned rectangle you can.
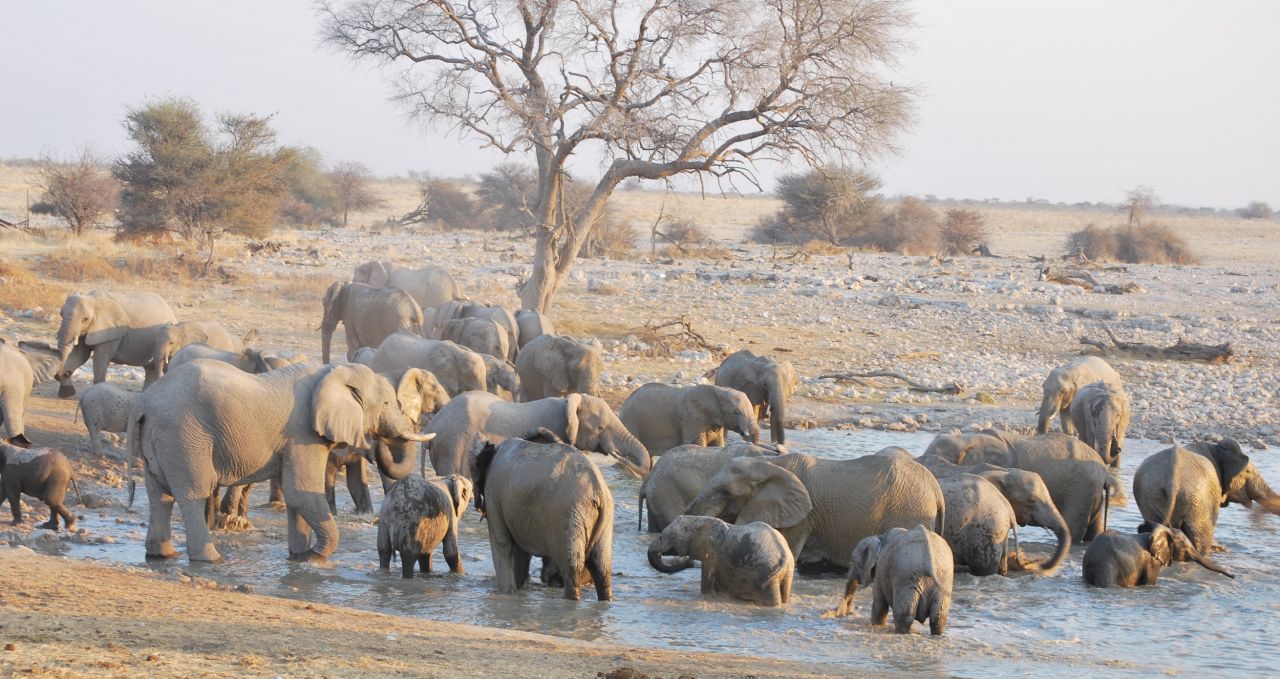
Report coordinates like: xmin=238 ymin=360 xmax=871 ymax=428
xmin=637 ymin=490 xmax=646 ymax=532
xmin=934 ymin=494 xmax=946 ymax=537
xmin=73 ymin=401 xmax=81 ymax=425
xmin=69 ymin=476 xmax=83 ymax=506
xmin=126 ymin=410 xmax=145 ymax=508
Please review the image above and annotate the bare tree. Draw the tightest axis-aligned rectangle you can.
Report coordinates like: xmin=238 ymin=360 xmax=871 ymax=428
xmin=329 ymin=161 xmax=382 ymax=226
xmin=1125 ymin=185 xmax=1157 ymax=227
xmin=321 ymin=0 xmax=914 ymax=311
xmin=35 ymin=149 xmax=119 ymax=236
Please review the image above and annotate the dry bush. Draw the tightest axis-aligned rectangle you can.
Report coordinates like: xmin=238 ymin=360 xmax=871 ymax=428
xmin=426 ymin=179 xmax=479 ymax=229
xmin=1064 ymin=223 xmax=1198 ymax=264
xmin=581 ymin=216 xmax=637 ymax=259
xmin=118 ymin=254 xmax=209 ymax=281
xmin=940 ymin=208 xmax=988 ymax=255
xmin=0 ymin=258 xmax=70 ymax=312
xmin=658 ymin=218 xmax=707 ymax=250
xmin=271 ymin=273 xmax=336 ymax=302
xmin=860 ymin=197 xmax=940 ymax=255
xmin=756 ymin=168 xmax=884 ymax=245
xmin=41 ymin=252 xmax=129 ymax=282
xmin=1239 ymin=201 xmax=1272 ymax=220
xmin=799 ymin=240 xmax=846 ymax=256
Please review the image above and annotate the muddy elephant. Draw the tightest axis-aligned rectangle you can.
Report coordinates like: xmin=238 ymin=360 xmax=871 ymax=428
xmin=352 ymin=260 xmax=461 ymax=311
xmin=1082 ymin=524 xmax=1232 ymax=587
xmin=127 ymin=361 xmax=433 ymax=563
xmin=321 ymin=282 xmax=424 ymax=364
xmin=514 ymin=309 xmax=555 ymax=350
xmin=480 ymin=354 xmax=520 ymax=399
xmin=1069 ymin=381 xmax=1130 ymax=468
xmin=55 ymin=290 xmax=176 ymax=397
xmin=714 ymin=350 xmax=797 ymax=445
xmin=378 ymin=474 xmax=472 ymax=578
xmin=638 ymin=442 xmax=784 ymax=533
xmin=441 ymin=317 xmax=510 ymax=363
xmin=833 ymin=526 xmax=953 ymax=636
xmin=425 ymin=391 xmax=650 ymax=478
xmin=365 ymin=331 xmax=487 ymax=396
xmin=648 ymin=515 xmax=794 ymax=606
xmin=619 ymin=383 xmax=760 ymax=456
xmin=514 ymin=334 xmax=602 ymax=400
xmin=1133 ymin=439 xmax=1280 ymax=555
xmin=472 ymin=434 xmax=614 ymax=600
xmin=168 ymin=343 xmax=296 ymax=374
xmin=151 ymin=321 xmax=249 ymax=378
xmin=685 ymin=453 xmax=945 ymax=571
xmin=457 ymin=302 xmax=519 ymax=362
xmin=1037 ymin=356 xmax=1122 ymax=434
xmin=0 ymin=444 xmax=78 ymax=530
xmin=0 ymin=340 xmax=61 ymax=447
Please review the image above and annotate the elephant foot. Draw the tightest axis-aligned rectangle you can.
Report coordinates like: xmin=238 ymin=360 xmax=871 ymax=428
xmin=145 ymin=548 xmax=180 ymax=561
xmin=212 ymin=513 xmax=255 ymax=532
xmin=256 ymin=501 xmax=287 ymax=511
xmin=290 ymin=550 xmax=330 ymax=565
xmin=188 ymin=545 xmax=223 ymax=563
xmin=38 ymin=520 xmax=58 ymax=530
xmin=57 ymin=384 xmax=77 ymax=399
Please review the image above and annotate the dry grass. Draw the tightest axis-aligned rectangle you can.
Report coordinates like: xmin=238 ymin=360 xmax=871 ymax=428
xmin=0 ymin=258 xmax=69 ymax=312
xmin=271 ymin=273 xmax=339 ymax=302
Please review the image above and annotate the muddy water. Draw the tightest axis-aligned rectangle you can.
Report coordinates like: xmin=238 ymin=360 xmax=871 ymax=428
xmin=44 ymin=430 xmax=1280 ymax=677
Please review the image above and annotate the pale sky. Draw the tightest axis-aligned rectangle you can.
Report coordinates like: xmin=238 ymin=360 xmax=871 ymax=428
xmin=1 ymin=1 xmax=1275 ymax=208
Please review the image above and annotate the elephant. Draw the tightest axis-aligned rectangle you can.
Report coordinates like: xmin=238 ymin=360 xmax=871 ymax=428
xmin=471 ymin=433 xmax=614 ymax=600
xmin=422 ymin=299 xmax=466 ymax=340
xmin=168 ymin=343 xmax=296 ymax=374
xmin=441 ymin=317 xmax=510 ymax=363
xmin=425 ymin=390 xmax=650 ymax=478
xmin=1037 ymin=356 xmax=1122 ymax=434
xmin=926 ymin=431 xmax=1117 ymax=542
xmin=917 ymin=454 xmax=1070 ymax=575
xmin=638 ymin=442 xmax=784 ymax=533
xmin=377 ymin=474 xmax=472 ymax=578
xmin=685 ymin=453 xmax=945 ymax=571
xmin=126 ymin=361 xmax=433 ymax=563
xmin=918 ymin=462 xmax=1018 ymax=576
xmin=0 ymin=340 xmax=62 ymax=447
xmin=151 ymin=321 xmax=249 ymax=378
xmin=514 ymin=309 xmax=555 ymax=350
xmin=833 ymin=526 xmax=953 ymax=636
xmin=0 ymin=444 xmax=78 ymax=530
xmin=514 ymin=334 xmax=602 ymax=401
xmin=457 ymin=302 xmax=519 ymax=361
xmin=1069 ymin=381 xmax=1130 ymax=468
xmin=647 ymin=515 xmax=794 ymax=607
xmin=321 ymin=281 xmax=425 ymax=364
xmin=713 ymin=350 xmax=797 ymax=445
xmin=77 ymin=383 xmax=138 ymax=456
xmin=480 ymin=354 xmax=520 ymax=399
xmin=1082 ymin=524 xmax=1233 ymax=588
xmin=352 ymin=260 xmax=461 ymax=311
xmin=365 ymin=331 xmax=487 ymax=397
xmin=1133 ymin=439 xmax=1280 ymax=555
xmin=619 ymin=383 xmax=760 ymax=456
xmin=54 ymin=290 xmax=176 ymax=397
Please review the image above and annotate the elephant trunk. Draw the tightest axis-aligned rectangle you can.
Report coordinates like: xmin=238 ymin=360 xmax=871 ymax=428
xmin=320 ymin=326 xmax=334 ymax=365
xmin=1020 ymin=504 xmax=1071 ymax=576
xmin=607 ymin=429 xmax=651 ymax=476
xmin=1035 ymin=391 xmax=1058 ymax=434
xmin=1246 ymin=474 xmax=1280 ymax=515
xmin=373 ymin=439 xmax=419 ymax=481
xmin=684 ymin=489 xmax=730 ymax=523
xmin=647 ymin=541 xmax=694 ymax=573
xmin=767 ymin=380 xmax=787 ymax=445
xmin=1189 ymin=550 xmax=1235 ymax=579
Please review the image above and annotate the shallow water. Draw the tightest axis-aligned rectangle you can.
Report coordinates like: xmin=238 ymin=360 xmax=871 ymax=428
xmin=45 ymin=430 xmax=1280 ymax=677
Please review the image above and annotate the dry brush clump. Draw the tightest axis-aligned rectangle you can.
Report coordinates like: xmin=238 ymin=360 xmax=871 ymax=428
xmin=1064 ymin=223 xmax=1198 ymax=264
xmin=0 ymin=258 xmax=70 ymax=313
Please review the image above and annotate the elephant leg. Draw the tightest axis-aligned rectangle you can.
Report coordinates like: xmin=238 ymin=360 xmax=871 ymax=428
xmin=205 ymin=493 xmax=218 ymax=529
xmin=235 ymin=483 xmax=252 ymax=518
xmin=1059 ymin=409 xmax=1074 ymax=436
xmin=285 ymin=505 xmax=312 ymax=558
xmin=488 ymin=520 xmax=518 ymax=593
xmin=869 ymin=587 xmax=890 ymax=626
xmin=346 ymin=457 xmax=373 ymax=514
xmin=281 ymin=455 xmax=339 ymax=563
xmin=891 ymin=587 xmax=921 ymax=634
xmin=378 ymin=545 xmax=392 ymax=571
xmin=57 ymin=343 xmax=92 ymax=398
xmin=418 ymin=552 xmax=433 ymax=574
xmin=142 ymin=362 xmax=161 ymax=388
xmin=929 ymin=596 xmax=948 ymax=636
xmin=586 ymin=548 xmax=612 ymax=602
xmin=400 ymin=550 xmax=417 ymax=578
xmin=51 ymin=501 xmax=75 ymax=531
xmin=344 ymin=326 xmax=360 ymax=363
xmin=511 ymin=547 xmax=532 ymax=591
xmin=266 ymin=477 xmax=285 ymax=508
xmin=90 ymin=342 xmax=119 ymax=384
xmin=324 ymin=462 xmax=339 ymax=514
xmin=178 ymin=497 xmax=222 ymax=563
xmin=780 ymin=569 xmax=793 ymax=604
xmin=5 ymin=482 xmax=21 ymax=524
xmin=143 ymin=471 xmax=178 ymax=559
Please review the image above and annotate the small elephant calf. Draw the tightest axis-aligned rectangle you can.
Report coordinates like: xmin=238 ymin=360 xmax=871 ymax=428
xmin=0 ymin=444 xmax=78 ymax=531
xmin=77 ymin=383 xmax=138 ymax=456
xmin=378 ymin=474 xmax=473 ymax=578
xmin=834 ymin=525 xmax=954 ymax=635
xmin=647 ymin=515 xmax=794 ymax=606
xmin=1082 ymin=524 xmax=1233 ymax=588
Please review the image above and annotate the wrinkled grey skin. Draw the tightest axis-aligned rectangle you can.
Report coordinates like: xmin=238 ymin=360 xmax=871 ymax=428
xmin=875 ymin=446 xmax=915 ymax=461
xmin=168 ymin=343 xmax=295 ymax=374
xmin=648 ymin=515 xmax=794 ymax=606
xmin=352 ymin=260 xmax=461 ymax=312
xmin=714 ymin=350 xmax=798 ymax=445
xmin=366 ymin=331 xmax=487 ymax=397
xmin=151 ymin=320 xmax=243 ymax=378
xmin=1037 ymin=356 xmax=1122 ymax=434
xmin=422 ymin=300 xmax=465 ymax=340
xmin=685 ymin=454 xmax=945 ymax=571
xmin=1082 ymin=524 xmax=1233 ymax=587
xmin=377 ymin=474 xmax=472 ymax=578
xmin=1133 ymin=439 xmax=1280 ymax=555
xmin=77 ymin=383 xmax=138 ymax=456
xmin=457 ymin=302 xmax=519 ymax=362
xmin=514 ymin=309 xmax=555 ymax=350
xmin=514 ymin=334 xmax=602 ymax=401
xmin=930 ymin=471 xmax=1017 ymax=576
xmin=426 ymin=391 xmax=650 ymax=478
xmin=619 ymin=383 xmax=760 ymax=456
xmin=0 ymin=444 xmax=76 ymax=530
xmin=1069 ymin=381 xmax=1131 ymax=468
xmin=926 ymin=431 xmax=1117 ymax=542
xmin=127 ymin=361 xmax=432 ymax=563
xmin=321 ymin=282 xmax=425 ymax=364
xmin=834 ymin=526 xmax=953 ymax=636
xmin=917 ymin=454 xmax=1070 ymax=575
xmin=472 ymin=436 xmax=614 ymax=600
xmin=0 ymin=340 xmax=61 ymax=447
xmin=638 ymin=442 xmax=784 ymax=533
xmin=480 ymin=354 xmax=520 ymax=399
xmin=55 ymin=290 xmax=176 ymax=397
xmin=441 ymin=317 xmax=510 ymax=364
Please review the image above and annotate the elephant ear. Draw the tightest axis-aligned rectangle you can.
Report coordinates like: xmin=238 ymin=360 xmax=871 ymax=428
xmin=312 ymin=364 xmax=371 ymax=449
xmin=443 ymin=475 xmax=472 ymax=519
xmin=562 ymin=393 xmax=582 ymax=447
xmin=84 ymin=297 xmax=129 ymax=347
xmin=355 ymin=261 xmax=391 ymax=288
xmin=320 ymin=281 xmax=345 ymax=332
xmin=1211 ymin=439 xmax=1250 ymax=493
xmin=1147 ymin=525 xmax=1173 ymax=566
xmin=395 ymin=368 xmax=431 ymax=424
xmin=17 ymin=341 xmax=63 ymax=384
xmin=736 ymin=462 xmax=812 ymax=528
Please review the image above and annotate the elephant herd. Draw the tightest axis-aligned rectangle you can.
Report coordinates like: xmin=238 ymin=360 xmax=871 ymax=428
xmin=2 ymin=259 xmax=1279 ymax=637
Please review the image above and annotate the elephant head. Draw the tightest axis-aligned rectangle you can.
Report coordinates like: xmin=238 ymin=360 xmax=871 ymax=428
xmin=564 ymin=393 xmax=651 ymax=473
xmin=151 ymin=323 xmax=213 ymax=377
xmin=924 ymin=431 xmax=1015 ymax=467
xmin=1083 ymin=383 xmax=1129 ymax=467
xmin=1138 ymin=522 xmax=1234 ymax=578
xmin=684 ymin=457 xmax=812 ymax=528
xmin=832 ymin=534 xmax=885 ymax=616
xmin=365 ymin=368 xmax=451 ymax=479
xmin=55 ymin=292 xmax=129 ymax=394
xmin=311 ymin=363 xmax=435 ymax=481
xmin=353 ymin=260 xmax=392 ymax=288
xmin=647 ymin=515 xmax=728 ymax=573
xmin=320 ymin=281 xmax=348 ymax=364
xmin=977 ymin=467 xmax=1071 ymax=575
xmin=432 ymin=474 xmax=474 ymax=521
xmin=690 ymin=386 xmax=760 ymax=445
xmin=1195 ymin=439 xmax=1280 ymax=514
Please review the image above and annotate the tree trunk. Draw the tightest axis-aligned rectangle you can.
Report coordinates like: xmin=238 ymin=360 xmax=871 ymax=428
xmin=342 ymin=208 xmax=349 ymax=227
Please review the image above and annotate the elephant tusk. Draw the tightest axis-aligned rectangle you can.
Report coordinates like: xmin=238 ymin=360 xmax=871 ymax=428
xmin=401 ymin=432 xmax=437 ymax=443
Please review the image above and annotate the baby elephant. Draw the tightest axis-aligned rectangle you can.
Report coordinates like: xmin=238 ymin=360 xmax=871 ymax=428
xmin=834 ymin=525 xmax=954 ymax=635
xmin=77 ymin=383 xmax=138 ymax=456
xmin=1082 ymin=523 xmax=1233 ymax=588
xmin=0 ymin=444 xmax=79 ymax=531
xmin=378 ymin=474 xmax=473 ymax=578
xmin=647 ymin=515 xmax=794 ymax=607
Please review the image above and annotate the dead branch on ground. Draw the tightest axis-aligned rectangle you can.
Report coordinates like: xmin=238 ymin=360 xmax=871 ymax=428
xmin=638 ymin=316 xmax=721 ymax=357
xmin=817 ymin=370 xmax=964 ymax=395
xmin=1079 ymin=325 xmax=1232 ymax=364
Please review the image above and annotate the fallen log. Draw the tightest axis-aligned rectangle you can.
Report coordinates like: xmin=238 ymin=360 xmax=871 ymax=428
xmin=1040 ymin=266 xmax=1100 ymax=289
xmin=1079 ymin=325 xmax=1232 ymax=364
xmin=817 ymin=370 xmax=964 ymax=395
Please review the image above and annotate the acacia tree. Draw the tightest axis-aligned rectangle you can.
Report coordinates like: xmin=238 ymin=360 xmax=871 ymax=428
xmin=36 ymin=149 xmax=119 ymax=236
xmin=322 ymin=0 xmax=914 ymax=311
xmin=329 ymin=161 xmax=382 ymax=226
